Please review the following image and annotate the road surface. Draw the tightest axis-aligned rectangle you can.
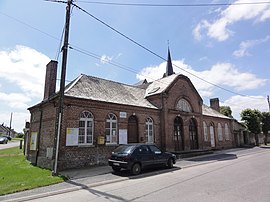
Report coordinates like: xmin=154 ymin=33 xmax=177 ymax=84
xmin=28 ymin=148 xmax=270 ymax=202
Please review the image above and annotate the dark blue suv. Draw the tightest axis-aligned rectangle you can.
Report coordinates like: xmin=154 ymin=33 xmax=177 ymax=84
xmin=108 ymin=144 xmax=176 ymax=175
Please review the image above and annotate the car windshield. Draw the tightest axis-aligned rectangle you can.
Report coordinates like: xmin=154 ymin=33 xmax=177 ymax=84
xmin=113 ymin=145 xmax=135 ymax=154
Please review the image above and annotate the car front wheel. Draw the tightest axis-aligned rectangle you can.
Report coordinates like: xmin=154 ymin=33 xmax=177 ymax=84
xmin=167 ymin=158 xmax=174 ymax=169
xmin=131 ymin=163 xmax=141 ymax=175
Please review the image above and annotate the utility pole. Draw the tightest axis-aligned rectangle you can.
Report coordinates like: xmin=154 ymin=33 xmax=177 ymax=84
xmin=267 ymin=95 xmax=270 ymax=112
xmin=53 ymin=0 xmax=72 ymax=175
xmin=8 ymin=112 xmax=13 ymax=137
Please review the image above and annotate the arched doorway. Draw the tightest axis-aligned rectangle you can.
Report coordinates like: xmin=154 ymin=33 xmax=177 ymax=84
xmin=174 ymin=116 xmax=184 ymax=151
xmin=128 ymin=115 xmax=138 ymax=143
xmin=189 ymin=118 xmax=198 ymax=150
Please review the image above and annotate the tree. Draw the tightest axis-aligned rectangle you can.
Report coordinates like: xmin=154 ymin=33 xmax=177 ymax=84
xmin=262 ymin=112 xmax=270 ymax=145
xmin=240 ymin=109 xmax=262 ymax=145
xmin=220 ymin=106 xmax=233 ymax=118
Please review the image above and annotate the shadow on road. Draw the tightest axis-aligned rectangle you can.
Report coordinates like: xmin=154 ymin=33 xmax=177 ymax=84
xmin=188 ymin=153 xmax=237 ymax=162
xmin=112 ymin=166 xmax=181 ymax=179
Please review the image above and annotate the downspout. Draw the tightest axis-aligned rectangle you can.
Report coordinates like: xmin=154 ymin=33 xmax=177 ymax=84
xmin=35 ymin=107 xmax=43 ymax=166
xmin=160 ymin=93 xmax=166 ymax=151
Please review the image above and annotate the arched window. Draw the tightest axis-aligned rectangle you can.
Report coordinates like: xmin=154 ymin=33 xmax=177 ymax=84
xmin=105 ymin=113 xmax=117 ymax=144
xmin=225 ymin=123 xmax=230 ymax=140
xmin=210 ymin=123 xmax=215 ymax=147
xmin=79 ymin=111 xmax=94 ymax=145
xmin=145 ymin=117 xmax=154 ymax=143
xmin=203 ymin=121 xmax=208 ymax=141
xmin=176 ymin=99 xmax=192 ymax=112
xmin=218 ymin=123 xmax=223 ymax=141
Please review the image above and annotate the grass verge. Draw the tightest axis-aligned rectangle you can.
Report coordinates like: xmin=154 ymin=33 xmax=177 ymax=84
xmin=0 ymin=147 xmax=65 ymax=195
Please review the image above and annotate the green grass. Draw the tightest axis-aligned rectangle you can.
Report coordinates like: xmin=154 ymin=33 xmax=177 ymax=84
xmin=0 ymin=147 xmax=65 ymax=195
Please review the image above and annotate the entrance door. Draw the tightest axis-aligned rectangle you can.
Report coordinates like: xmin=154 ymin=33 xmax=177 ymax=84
xmin=210 ymin=124 xmax=215 ymax=147
xmin=174 ymin=116 xmax=184 ymax=151
xmin=128 ymin=115 xmax=138 ymax=143
xmin=189 ymin=118 xmax=198 ymax=150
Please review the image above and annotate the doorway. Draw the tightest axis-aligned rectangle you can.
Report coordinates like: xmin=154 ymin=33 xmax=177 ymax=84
xmin=128 ymin=115 xmax=138 ymax=143
xmin=189 ymin=118 xmax=198 ymax=150
xmin=174 ymin=116 xmax=184 ymax=151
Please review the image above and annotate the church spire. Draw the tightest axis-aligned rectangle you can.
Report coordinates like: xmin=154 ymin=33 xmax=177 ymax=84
xmin=164 ymin=48 xmax=174 ymax=77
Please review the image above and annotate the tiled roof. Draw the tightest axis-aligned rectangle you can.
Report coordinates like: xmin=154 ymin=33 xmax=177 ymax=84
xmin=145 ymin=74 xmax=178 ymax=97
xmin=64 ymin=74 xmax=158 ymax=109
xmin=202 ymin=104 xmax=232 ymax=119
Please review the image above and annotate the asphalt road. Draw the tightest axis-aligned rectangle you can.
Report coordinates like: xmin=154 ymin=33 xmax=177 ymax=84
xmin=27 ymin=148 xmax=270 ymax=202
xmin=0 ymin=140 xmax=20 ymax=150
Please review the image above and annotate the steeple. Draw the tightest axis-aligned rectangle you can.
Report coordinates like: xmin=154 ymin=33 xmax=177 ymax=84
xmin=164 ymin=48 xmax=174 ymax=77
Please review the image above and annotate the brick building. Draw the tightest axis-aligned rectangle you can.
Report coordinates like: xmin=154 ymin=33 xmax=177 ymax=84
xmin=27 ymin=50 xmax=234 ymax=171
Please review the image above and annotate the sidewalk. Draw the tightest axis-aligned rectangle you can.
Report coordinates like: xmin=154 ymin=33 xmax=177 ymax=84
xmin=1 ymin=147 xmax=266 ymax=202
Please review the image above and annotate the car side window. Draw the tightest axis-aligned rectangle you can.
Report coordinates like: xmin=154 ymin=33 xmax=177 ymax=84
xmin=149 ymin=145 xmax=162 ymax=154
xmin=138 ymin=145 xmax=150 ymax=154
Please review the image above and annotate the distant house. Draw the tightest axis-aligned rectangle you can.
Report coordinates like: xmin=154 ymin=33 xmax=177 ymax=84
xmin=26 ymin=50 xmax=235 ymax=171
xmin=0 ymin=124 xmax=15 ymax=138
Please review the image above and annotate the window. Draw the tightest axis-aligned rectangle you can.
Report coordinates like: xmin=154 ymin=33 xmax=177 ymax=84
xmin=105 ymin=113 xmax=117 ymax=144
xmin=225 ymin=123 xmax=230 ymax=140
xmin=79 ymin=111 xmax=93 ymax=145
xmin=218 ymin=123 xmax=223 ymax=141
xmin=203 ymin=121 xmax=208 ymax=141
xmin=176 ymin=99 xmax=192 ymax=112
xmin=145 ymin=117 xmax=154 ymax=143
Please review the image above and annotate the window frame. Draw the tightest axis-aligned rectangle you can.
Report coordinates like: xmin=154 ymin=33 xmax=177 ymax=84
xmin=78 ymin=111 xmax=94 ymax=145
xmin=105 ymin=113 xmax=118 ymax=145
xmin=203 ymin=121 xmax=208 ymax=141
xmin=218 ymin=123 xmax=223 ymax=141
xmin=145 ymin=117 xmax=154 ymax=143
xmin=225 ymin=123 xmax=230 ymax=140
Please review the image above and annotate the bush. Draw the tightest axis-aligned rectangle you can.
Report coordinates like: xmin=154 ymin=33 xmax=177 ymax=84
xmin=16 ymin=133 xmax=24 ymax=138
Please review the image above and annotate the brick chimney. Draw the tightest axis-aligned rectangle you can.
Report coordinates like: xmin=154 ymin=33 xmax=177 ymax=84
xmin=210 ymin=98 xmax=220 ymax=112
xmin=43 ymin=60 xmax=58 ymax=100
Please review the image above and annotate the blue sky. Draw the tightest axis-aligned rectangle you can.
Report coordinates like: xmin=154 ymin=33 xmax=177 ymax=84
xmin=0 ymin=0 xmax=270 ymax=132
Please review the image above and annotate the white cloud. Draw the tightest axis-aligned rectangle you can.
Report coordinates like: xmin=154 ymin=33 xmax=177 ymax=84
xmin=137 ymin=60 xmax=267 ymax=97
xmin=222 ymin=95 xmax=269 ymax=120
xmin=193 ymin=0 xmax=270 ymax=41
xmin=233 ymin=35 xmax=270 ymax=57
xmin=100 ymin=53 xmax=122 ymax=65
xmin=0 ymin=45 xmax=50 ymax=132
xmin=0 ymin=92 xmax=31 ymax=109
xmin=0 ymin=45 xmax=50 ymax=97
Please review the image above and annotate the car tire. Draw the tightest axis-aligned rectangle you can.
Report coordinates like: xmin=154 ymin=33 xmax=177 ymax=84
xmin=112 ymin=166 xmax=121 ymax=172
xmin=131 ymin=163 xmax=141 ymax=175
xmin=167 ymin=158 xmax=174 ymax=169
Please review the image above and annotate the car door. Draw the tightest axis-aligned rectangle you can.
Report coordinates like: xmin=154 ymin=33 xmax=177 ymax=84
xmin=136 ymin=145 xmax=155 ymax=168
xmin=148 ymin=145 xmax=166 ymax=166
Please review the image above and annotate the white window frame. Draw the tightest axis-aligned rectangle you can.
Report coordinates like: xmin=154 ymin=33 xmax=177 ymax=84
xmin=218 ymin=123 xmax=223 ymax=141
xmin=105 ymin=113 xmax=118 ymax=144
xmin=79 ymin=111 xmax=94 ymax=145
xmin=145 ymin=117 xmax=154 ymax=143
xmin=176 ymin=99 xmax=192 ymax=112
xmin=203 ymin=121 xmax=208 ymax=141
xmin=225 ymin=123 xmax=230 ymax=140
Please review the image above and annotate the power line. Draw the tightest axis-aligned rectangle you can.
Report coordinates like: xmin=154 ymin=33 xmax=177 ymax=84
xmin=76 ymin=1 xmax=270 ymax=7
xmin=72 ymin=3 xmax=265 ymax=100
xmin=2 ymin=2 xmax=266 ymax=101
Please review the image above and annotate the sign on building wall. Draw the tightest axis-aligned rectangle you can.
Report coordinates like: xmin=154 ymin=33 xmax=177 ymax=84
xmin=66 ymin=128 xmax=79 ymax=146
xmin=30 ymin=132 xmax=38 ymax=150
xmin=119 ymin=112 xmax=127 ymax=118
xmin=119 ymin=129 xmax=127 ymax=144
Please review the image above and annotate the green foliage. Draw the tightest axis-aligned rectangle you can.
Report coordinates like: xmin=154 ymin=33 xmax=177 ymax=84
xmin=262 ymin=112 xmax=270 ymax=134
xmin=16 ymin=132 xmax=24 ymax=138
xmin=240 ymin=108 xmax=262 ymax=134
xmin=220 ymin=106 xmax=233 ymax=118
xmin=0 ymin=147 xmax=65 ymax=195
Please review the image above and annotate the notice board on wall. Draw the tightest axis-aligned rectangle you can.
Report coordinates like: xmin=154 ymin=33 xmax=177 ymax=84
xmin=66 ymin=128 xmax=79 ymax=146
xmin=119 ymin=129 xmax=127 ymax=144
